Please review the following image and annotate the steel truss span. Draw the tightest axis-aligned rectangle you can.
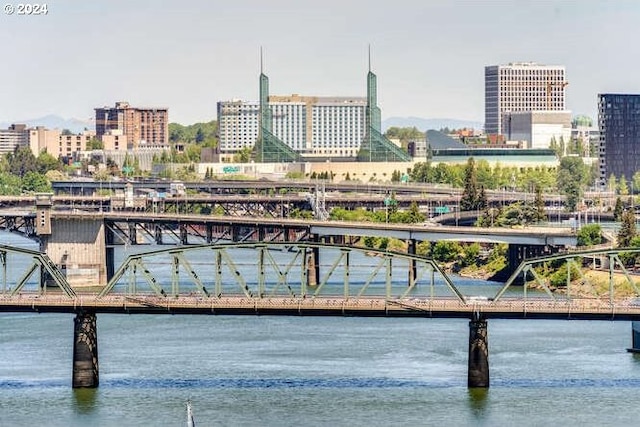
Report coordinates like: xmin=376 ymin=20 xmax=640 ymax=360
xmin=2 ymin=244 xmax=640 ymax=320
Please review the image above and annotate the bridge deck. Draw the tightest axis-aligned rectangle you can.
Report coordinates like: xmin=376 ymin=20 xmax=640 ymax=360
xmin=2 ymin=294 xmax=640 ymax=320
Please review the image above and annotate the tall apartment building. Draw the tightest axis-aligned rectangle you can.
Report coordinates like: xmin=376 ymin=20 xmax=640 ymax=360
xmin=0 ymin=124 xmax=29 ymax=154
xmin=597 ymin=94 xmax=640 ymax=186
xmin=217 ymin=96 xmax=367 ymax=160
xmin=485 ymin=62 xmax=567 ymax=136
xmin=95 ymin=101 xmax=168 ymax=148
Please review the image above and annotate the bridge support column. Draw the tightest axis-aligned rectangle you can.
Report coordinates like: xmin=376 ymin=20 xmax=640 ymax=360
xmin=627 ymin=322 xmax=640 ymax=353
xmin=407 ymin=239 xmax=417 ymax=286
xmin=231 ymin=226 xmax=240 ymax=242
xmin=72 ymin=311 xmax=99 ymax=388
xmin=105 ymin=226 xmax=115 ymax=281
xmin=468 ymin=315 xmax=489 ymax=388
xmin=506 ymin=244 xmax=550 ymax=280
xmin=308 ymin=234 xmax=320 ymax=288
xmin=128 ymin=223 xmax=137 ymax=245
xmin=206 ymin=225 xmax=213 ymax=244
xmin=154 ymin=225 xmax=163 ymax=244
xmin=179 ymin=224 xmax=188 ymax=245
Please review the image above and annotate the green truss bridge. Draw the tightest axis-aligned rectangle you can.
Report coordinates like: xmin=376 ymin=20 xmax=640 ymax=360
xmin=2 ymin=243 xmax=640 ymax=389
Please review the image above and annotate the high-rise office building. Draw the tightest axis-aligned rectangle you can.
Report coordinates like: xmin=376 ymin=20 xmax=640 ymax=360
xmin=485 ymin=62 xmax=567 ymax=136
xmin=597 ymin=94 xmax=640 ymax=186
xmin=95 ymin=101 xmax=168 ymax=148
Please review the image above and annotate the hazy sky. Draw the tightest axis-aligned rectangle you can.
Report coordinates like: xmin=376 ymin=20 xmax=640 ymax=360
xmin=2 ymin=0 xmax=639 ymax=125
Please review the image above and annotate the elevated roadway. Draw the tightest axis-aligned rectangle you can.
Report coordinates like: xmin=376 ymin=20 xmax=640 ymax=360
xmin=1 ymin=294 xmax=638 ymax=321
xmin=49 ymin=211 xmax=579 ymax=246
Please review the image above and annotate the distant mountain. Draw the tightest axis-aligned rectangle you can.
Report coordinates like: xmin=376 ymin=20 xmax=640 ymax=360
xmin=382 ymin=117 xmax=483 ymax=132
xmin=0 ymin=115 xmax=92 ymax=133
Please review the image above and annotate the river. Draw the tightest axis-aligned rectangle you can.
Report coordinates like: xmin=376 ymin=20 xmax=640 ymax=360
xmin=1 ymin=235 xmax=640 ymax=426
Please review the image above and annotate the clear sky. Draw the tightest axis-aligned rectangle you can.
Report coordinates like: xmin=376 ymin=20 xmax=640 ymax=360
xmin=2 ymin=0 xmax=640 ymax=126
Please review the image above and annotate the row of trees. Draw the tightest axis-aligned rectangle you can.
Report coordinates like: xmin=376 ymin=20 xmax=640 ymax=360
xmin=0 ymin=146 xmax=65 ymax=194
xmin=448 ymin=156 xmax=594 ymax=212
xmin=168 ymin=121 xmax=218 ymax=147
xmin=410 ymin=160 xmax=559 ymax=192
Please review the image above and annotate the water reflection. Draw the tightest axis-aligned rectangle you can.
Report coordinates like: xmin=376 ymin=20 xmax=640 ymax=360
xmin=467 ymin=387 xmax=489 ymax=420
xmin=73 ymin=388 xmax=97 ymax=414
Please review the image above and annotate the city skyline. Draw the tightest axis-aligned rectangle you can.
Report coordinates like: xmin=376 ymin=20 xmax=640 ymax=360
xmin=2 ymin=0 xmax=640 ymax=126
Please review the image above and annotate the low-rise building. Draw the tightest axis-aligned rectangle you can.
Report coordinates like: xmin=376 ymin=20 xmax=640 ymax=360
xmin=502 ymin=111 xmax=572 ymax=149
xmin=28 ymin=127 xmax=96 ymax=158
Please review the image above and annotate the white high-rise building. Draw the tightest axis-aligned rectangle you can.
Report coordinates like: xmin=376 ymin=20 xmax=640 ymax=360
xmin=217 ymin=95 xmax=367 ymax=160
xmin=217 ymin=100 xmax=260 ymax=152
xmin=485 ymin=62 xmax=567 ymax=136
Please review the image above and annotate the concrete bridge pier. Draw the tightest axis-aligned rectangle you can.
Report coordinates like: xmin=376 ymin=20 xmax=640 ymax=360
xmin=105 ymin=227 xmax=115 ymax=281
xmin=468 ymin=315 xmax=489 ymax=388
xmin=506 ymin=244 xmax=551 ymax=279
xmin=154 ymin=225 xmax=163 ymax=244
xmin=205 ymin=224 xmax=213 ymax=243
xmin=407 ymin=239 xmax=417 ymax=286
xmin=72 ymin=311 xmax=99 ymax=388
xmin=306 ymin=235 xmax=321 ymax=288
xmin=231 ymin=226 xmax=240 ymax=242
xmin=179 ymin=224 xmax=188 ymax=245
xmin=128 ymin=223 xmax=137 ymax=245
xmin=627 ymin=322 xmax=640 ymax=353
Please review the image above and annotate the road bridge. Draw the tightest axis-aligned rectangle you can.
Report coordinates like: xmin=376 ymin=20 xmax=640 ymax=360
xmin=0 ymin=209 xmax=579 ymax=284
xmin=0 ymin=192 xmax=556 ymax=218
xmin=1 ymin=243 xmax=639 ymax=390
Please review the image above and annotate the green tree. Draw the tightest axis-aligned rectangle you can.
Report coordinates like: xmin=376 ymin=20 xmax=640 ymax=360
xmin=0 ymin=171 xmax=22 ymax=195
xmin=21 ymin=171 xmax=50 ymax=193
xmin=633 ymin=171 xmax=640 ymax=195
xmin=577 ymin=224 xmax=603 ymax=247
xmin=86 ymin=138 xmax=104 ymax=150
xmin=534 ymin=184 xmax=547 ymax=222
xmin=384 ymin=127 xmax=424 ymax=146
xmin=460 ymin=158 xmax=479 ymax=211
xmin=431 ymin=241 xmax=463 ymax=263
xmin=233 ymin=147 xmax=252 ymax=163
xmin=6 ymin=146 xmax=37 ymax=177
xmin=477 ymin=186 xmax=488 ymax=211
xmin=461 ymin=243 xmax=481 ymax=267
xmin=36 ymin=151 xmax=62 ymax=174
xmin=195 ymin=128 xmax=205 ymax=143
xmin=607 ymin=174 xmax=617 ymax=194
xmin=168 ymin=121 xmax=218 ymax=145
xmin=557 ymin=156 xmax=588 ymax=212
xmin=619 ymin=175 xmax=630 ymax=196
xmin=558 ymin=136 xmax=566 ymax=158
xmin=391 ymin=201 xmax=425 ymax=224
xmin=618 ymin=209 xmax=637 ymax=247
xmin=549 ymin=136 xmax=562 ymax=158
xmin=614 ymin=197 xmax=624 ymax=221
